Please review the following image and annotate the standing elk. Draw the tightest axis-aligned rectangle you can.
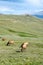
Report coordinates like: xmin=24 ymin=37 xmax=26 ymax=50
xmin=20 ymin=42 xmax=29 ymax=52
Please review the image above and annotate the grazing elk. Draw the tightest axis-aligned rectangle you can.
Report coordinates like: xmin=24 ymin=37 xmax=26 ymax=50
xmin=6 ymin=40 xmax=14 ymax=46
xmin=20 ymin=42 xmax=29 ymax=52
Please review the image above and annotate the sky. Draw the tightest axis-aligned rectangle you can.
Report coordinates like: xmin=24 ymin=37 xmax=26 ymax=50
xmin=0 ymin=0 xmax=43 ymax=15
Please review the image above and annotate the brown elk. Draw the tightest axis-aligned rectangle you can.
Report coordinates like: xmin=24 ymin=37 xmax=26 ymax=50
xmin=6 ymin=40 xmax=14 ymax=46
xmin=2 ymin=37 xmax=6 ymax=41
xmin=20 ymin=42 xmax=29 ymax=52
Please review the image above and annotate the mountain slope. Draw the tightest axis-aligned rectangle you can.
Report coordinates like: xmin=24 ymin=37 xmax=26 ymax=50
xmin=0 ymin=15 xmax=43 ymax=42
xmin=0 ymin=15 xmax=43 ymax=65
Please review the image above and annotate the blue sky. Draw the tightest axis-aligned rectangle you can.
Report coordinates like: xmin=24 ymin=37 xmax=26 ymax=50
xmin=0 ymin=0 xmax=43 ymax=14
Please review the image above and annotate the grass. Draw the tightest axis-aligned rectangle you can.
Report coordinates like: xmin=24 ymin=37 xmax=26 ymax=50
xmin=0 ymin=14 xmax=43 ymax=65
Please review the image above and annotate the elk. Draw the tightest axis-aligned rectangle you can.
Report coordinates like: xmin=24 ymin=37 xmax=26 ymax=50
xmin=6 ymin=40 xmax=14 ymax=46
xmin=20 ymin=42 xmax=29 ymax=52
xmin=2 ymin=37 xmax=6 ymax=41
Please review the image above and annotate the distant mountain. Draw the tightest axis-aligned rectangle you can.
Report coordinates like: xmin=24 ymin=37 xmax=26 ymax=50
xmin=33 ymin=11 xmax=43 ymax=18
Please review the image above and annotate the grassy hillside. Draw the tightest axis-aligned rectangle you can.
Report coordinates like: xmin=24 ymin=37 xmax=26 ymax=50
xmin=0 ymin=15 xmax=43 ymax=65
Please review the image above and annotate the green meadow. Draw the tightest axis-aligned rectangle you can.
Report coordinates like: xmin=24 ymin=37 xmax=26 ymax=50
xmin=0 ymin=15 xmax=43 ymax=65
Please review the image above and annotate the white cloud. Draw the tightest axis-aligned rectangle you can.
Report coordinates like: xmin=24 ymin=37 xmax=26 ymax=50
xmin=0 ymin=6 xmax=14 ymax=12
xmin=25 ymin=0 xmax=41 ymax=6
xmin=0 ymin=0 xmax=43 ymax=14
xmin=0 ymin=6 xmax=15 ymax=14
xmin=24 ymin=0 xmax=43 ymax=14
